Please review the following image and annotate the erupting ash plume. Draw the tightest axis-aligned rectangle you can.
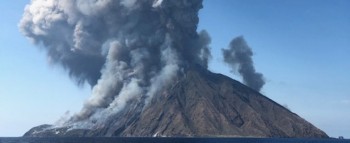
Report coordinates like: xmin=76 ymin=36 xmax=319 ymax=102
xmin=19 ymin=0 xmax=211 ymax=127
xmin=222 ymin=36 xmax=265 ymax=92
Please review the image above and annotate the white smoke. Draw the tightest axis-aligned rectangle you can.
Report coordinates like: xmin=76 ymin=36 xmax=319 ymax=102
xmin=152 ymin=0 xmax=164 ymax=7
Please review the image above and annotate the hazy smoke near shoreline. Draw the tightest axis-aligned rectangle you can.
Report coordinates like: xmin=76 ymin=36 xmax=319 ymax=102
xmin=19 ymin=0 xmax=211 ymax=127
xmin=222 ymin=36 xmax=265 ymax=92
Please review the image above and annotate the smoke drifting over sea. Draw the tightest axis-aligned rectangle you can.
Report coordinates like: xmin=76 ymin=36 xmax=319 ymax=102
xmin=222 ymin=36 xmax=265 ymax=91
xmin=19 ymin=0 xmax=264 ymax=129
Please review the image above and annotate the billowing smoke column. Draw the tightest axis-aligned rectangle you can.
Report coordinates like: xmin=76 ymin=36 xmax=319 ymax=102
xmin=19 ymin=0 xmax=211 ymax=127
xmin=222 ymin=36 xmax=265 ymax=92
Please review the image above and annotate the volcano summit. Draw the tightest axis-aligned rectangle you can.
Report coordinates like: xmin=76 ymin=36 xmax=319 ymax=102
xmin=20 ymin=0 xmax=327 ymax=138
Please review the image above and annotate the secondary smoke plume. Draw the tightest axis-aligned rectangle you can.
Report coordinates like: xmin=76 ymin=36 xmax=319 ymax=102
xmin=222 ymin=36 xmax=265 ymax=91
xmin=20 ymin=0 xmax=211 ymax=127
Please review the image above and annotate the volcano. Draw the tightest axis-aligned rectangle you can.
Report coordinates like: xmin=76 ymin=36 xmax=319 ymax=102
xmin=24 ymin=65 xmax=327 ymax=138
xmin=20 ymin=0 xmax=328 ymax=138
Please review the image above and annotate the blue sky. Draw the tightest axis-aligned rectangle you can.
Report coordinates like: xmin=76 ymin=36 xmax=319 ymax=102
xmin=1 ymin=0 xmax=349 ymax=137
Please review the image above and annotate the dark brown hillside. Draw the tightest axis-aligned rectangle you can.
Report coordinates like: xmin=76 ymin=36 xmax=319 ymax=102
xmin=24 ymin=66 xmax=328 ymax=137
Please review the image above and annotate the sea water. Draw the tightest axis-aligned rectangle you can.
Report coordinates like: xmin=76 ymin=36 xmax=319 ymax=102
xmin=0 ymin=137 xmax=349 ymax=143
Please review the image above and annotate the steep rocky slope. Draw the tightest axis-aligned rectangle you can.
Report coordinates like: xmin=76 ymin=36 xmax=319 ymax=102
xmin=24 ymin=66 xmax=328 ymax=137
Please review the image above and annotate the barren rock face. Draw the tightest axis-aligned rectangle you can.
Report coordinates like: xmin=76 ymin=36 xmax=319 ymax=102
xmin=25 ymin=66 xmax=328 ymax=138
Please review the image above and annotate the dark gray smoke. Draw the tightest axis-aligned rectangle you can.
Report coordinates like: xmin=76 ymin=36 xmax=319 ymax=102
xmin=222 ymin=36 xmax=265 ymax=92
xmin=20 ymin=0 xmax=211 ymax=128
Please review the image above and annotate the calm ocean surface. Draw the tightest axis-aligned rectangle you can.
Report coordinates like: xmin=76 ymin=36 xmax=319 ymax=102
xmin=0 ymin=137 xmax=349 ymax=143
